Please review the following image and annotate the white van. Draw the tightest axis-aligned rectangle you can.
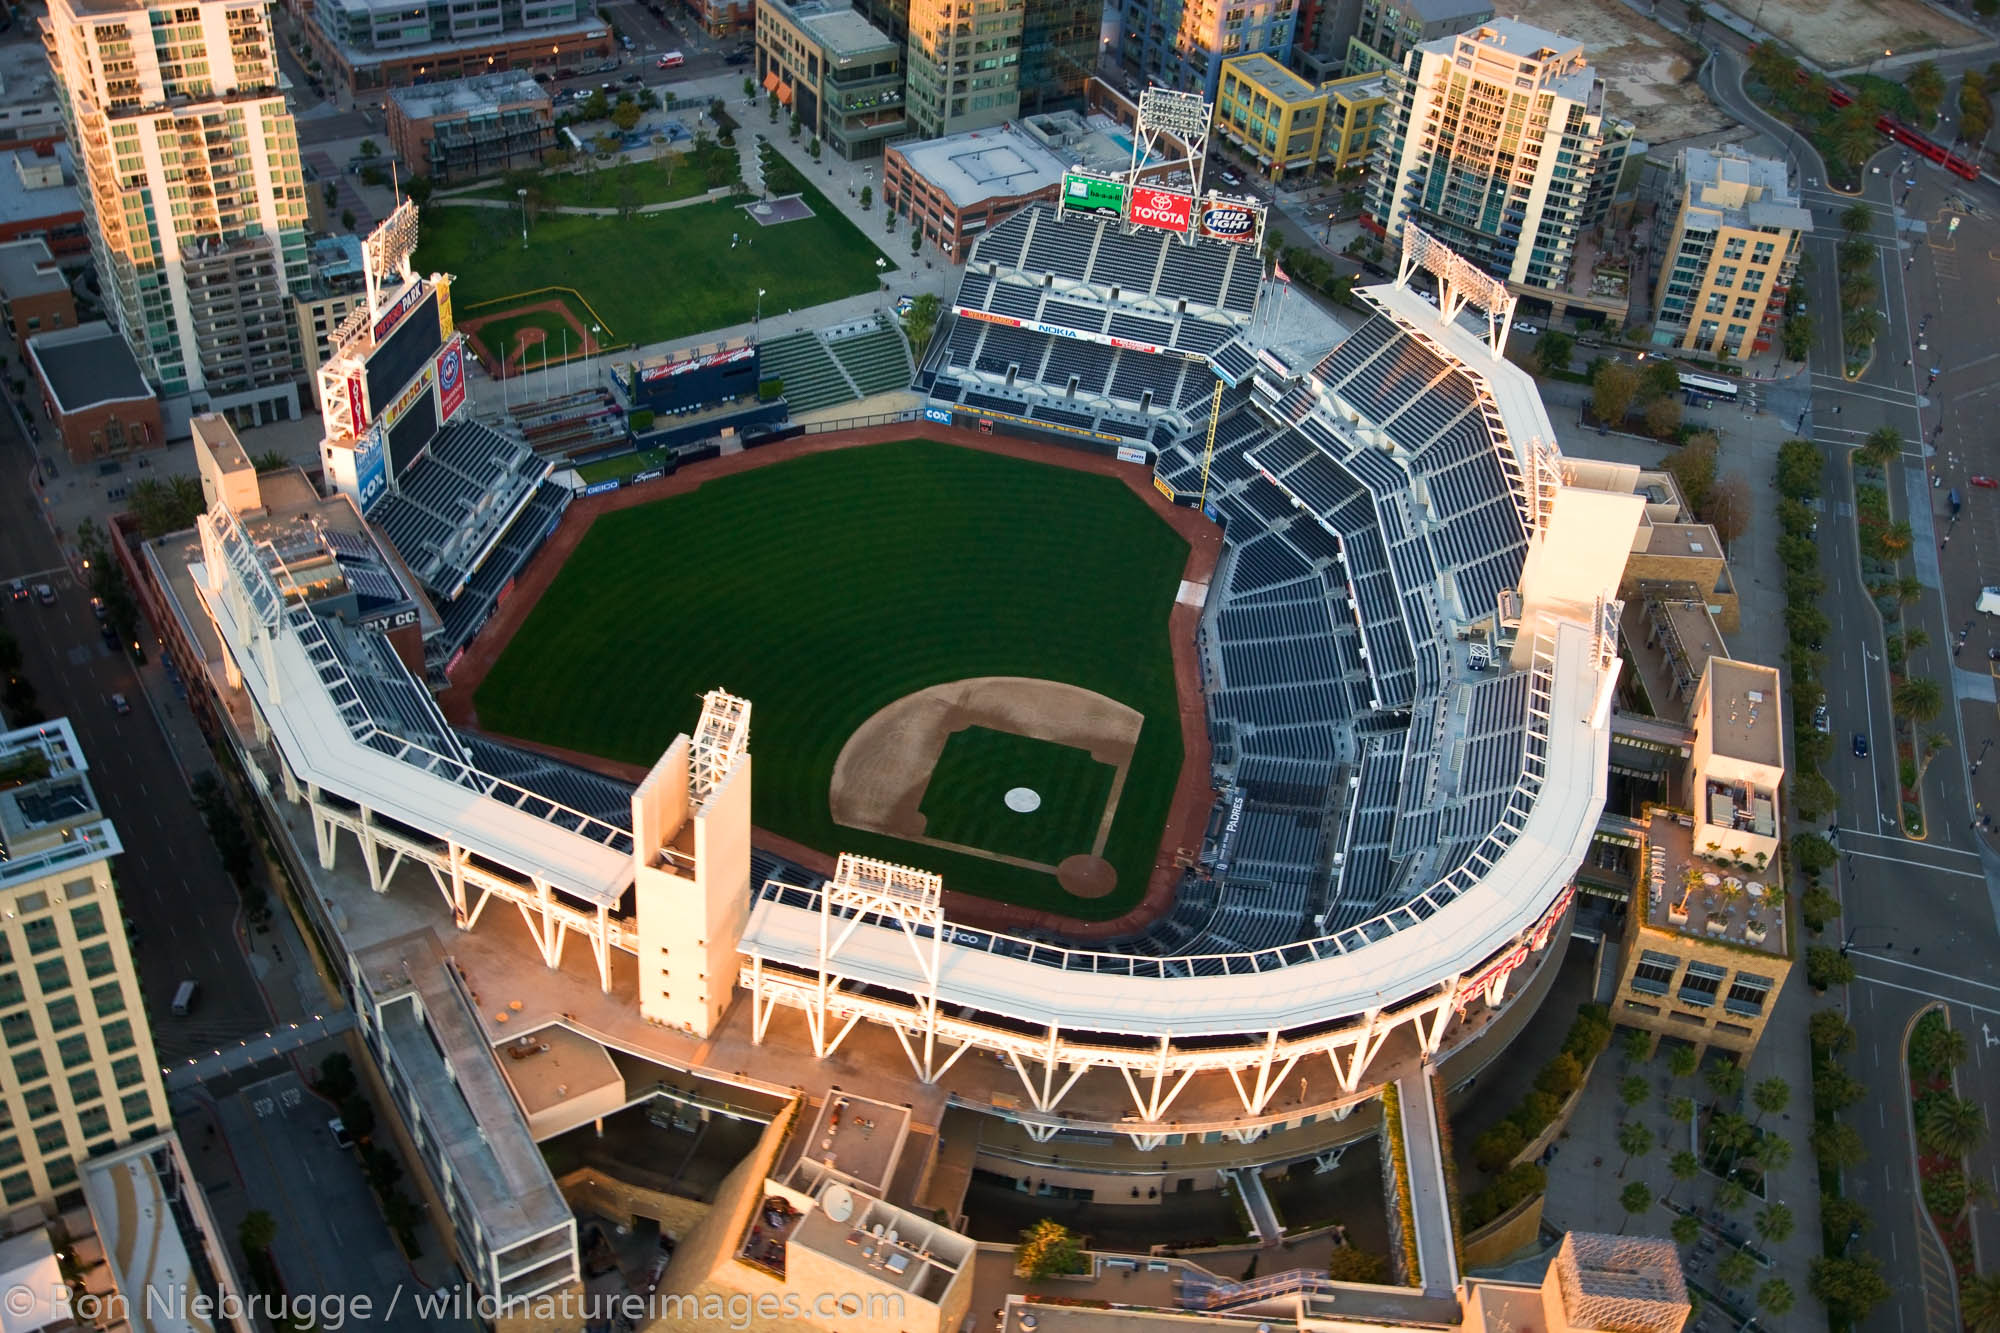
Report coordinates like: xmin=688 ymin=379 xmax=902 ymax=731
xmin=658 ymin=50 xmax=684 ymax=68
xmin=171 ymin=980 xmax=198 ymax=1015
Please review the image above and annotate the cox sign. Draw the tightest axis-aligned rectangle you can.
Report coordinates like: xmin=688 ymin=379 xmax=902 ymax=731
xmin=1127 ymin=187 xmax=1193 ymax=235
xmin=355 ymin=426 xmax=389 ymax=513
xmin=1198 ymin=201 xmax=1259 ymax=244
xmin=923 ymin=406 xmax=954 ymax=424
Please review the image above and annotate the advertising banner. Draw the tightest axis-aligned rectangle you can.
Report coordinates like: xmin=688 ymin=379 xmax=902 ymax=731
xmin=355 ymin=426 xmax=389 ymax=514
xmin=383 ymin=363 xmax=435 ymax=428
xmin=954 ymin=307 xmax=1023 ymax=327
xmin=345 ymin=375 xmax=367 ymax=436
xmin=1153 ymin=474 xmax=1177 ymax=502
xmin=435 ymin=277 xmax=455 ymax=341
xmin=1116 ymin=446 xmax=1149 ymax=465
xmin=1127 ymin=187 xmax=1193 ymax=235
xmin=1196 ymin=198 xmax=1260 ymax=244
xmin=923 ymin=407 xmax=954 ymax=424
xmin=435 ymin=342 xmax=466 ymax=421
xmin=373 ymin=280 xmax=427 ymax=342
xmin=583 ymin=479 xmax=622 ymax=496
xmin=632 ymin=468 xmax=667 ymax=484
xmin=639 ymin=345 xmax=756 ymax=384
xmin=1061 ymin=173 xmax=1129 ymax=217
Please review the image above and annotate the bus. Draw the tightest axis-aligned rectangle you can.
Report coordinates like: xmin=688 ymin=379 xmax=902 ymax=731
xmin=1679 ymin=372 xmax=1739 ymax=403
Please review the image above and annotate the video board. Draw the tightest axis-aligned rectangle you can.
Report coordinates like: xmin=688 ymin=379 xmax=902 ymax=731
xmin=365 ymin=288 xmax=444 ymax=418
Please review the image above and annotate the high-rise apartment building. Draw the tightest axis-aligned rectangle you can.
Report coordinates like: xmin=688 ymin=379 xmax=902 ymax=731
xmin=905 ymin=0 xmax=1024 ymax=136
xmin=1342 ymin=0 xmax=1488 ymax=75
xmin=42 ymin=0 xmax=310 ymax=426
xmin=1652 ymin=146 xmax=1808 ymax=362
xmin=1020 ymin=0 xmax=1097 ymax=112
xmin=0 ymin=720 xmax=171 ymax=1210
xmin=1365 ymin=20 xmax=1630 ymax=297
xmin=1118 ymin=0 xmax=1299 ymax=99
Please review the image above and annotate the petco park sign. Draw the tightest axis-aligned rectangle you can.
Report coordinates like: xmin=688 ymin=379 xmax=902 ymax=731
xmin=1127 ymin=187 xmax=1193 ymax=235
xmin=640 ymin=345 xmax=755 ymax=384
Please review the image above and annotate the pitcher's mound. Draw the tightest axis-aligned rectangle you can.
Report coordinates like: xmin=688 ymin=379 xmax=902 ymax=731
xmin=1057 ymin=854 xmax=1116 ymax=898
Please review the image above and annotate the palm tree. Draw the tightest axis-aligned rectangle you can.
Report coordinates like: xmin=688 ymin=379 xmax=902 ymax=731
xmin=1705 ymin=1059 xmax=1745 ymax=1102
xmin=1903 ymin=626 xmax=1930 ymax=655
xmin=1715 ymin=1179 xmax=1750 ymax=1214
xmin=1845 ymin=305 xmax=1884 ymax=349
xmin=1920 ymin=1094 xmax=1987 ymax=1158
xmin=1750 ymin=1076 xmax=1790 ymax=1124
xmin=1753 ymin=1133 xmax=1794 ymax=1173
xmin=1617 ymin=1120 xmax=1656 ymax=1177
xmin=1709 ymin=1111 xmax=1756 ymax=1156
xmin=1618 ymin=1181 xmax=1654 ymax=1234
xmin=1755 ymin=1202 xmax=1795 ymax=1245
xmin=1758 ymin=1277 xmax=1797 ymax=1317
xmin=1624 ymin=1028 xmax=1654 ymax=1065
xmin=1669 ymin=1095 xmax=1696 ymax=1126
xmin=1877 ymin=520 xmax=1915 ymax=557
xmin=1666 ymin=1149 xmax=1701 ymax=1201
xmin=1962 ymin=1272 xmax=2000 ymax=1333
xmin=1857 ymin=425 xmax=1902 ymax=466
xmin=1668 ymin=1044 xmax=1699 ymax=1081
xmin=1670 ymin=1212 xmax=1702 ymax=1250
xmin=1842 ymin=201 xmax=1876 ymax=236
xmin=1718 ymin=1249 xmax=1758 ymax=1290
xmin=1894 ymin=676 xmax=1944 ymax=725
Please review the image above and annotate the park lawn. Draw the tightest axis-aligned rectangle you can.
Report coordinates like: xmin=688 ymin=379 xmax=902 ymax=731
xmin=459 ymin=151 xmax=737 ymax=209
xmin=416 ymin=191 xmax=890 ymax=350
xmin=919 ymin=727 xmax=1117 ymax=866
xmin=574 ymin=448 xmax=670 ymax=484
xmin=473 ymin=439 xmax=1188 ymax=918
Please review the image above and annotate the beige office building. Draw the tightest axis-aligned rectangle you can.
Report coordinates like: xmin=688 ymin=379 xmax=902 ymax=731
xmin=0 ymin=720 xmax=170 ymax=1209
xmin=1651 ymin=146 xmax=1809 ymax=362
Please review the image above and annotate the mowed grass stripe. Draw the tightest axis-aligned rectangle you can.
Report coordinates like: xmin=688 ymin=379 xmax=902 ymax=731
xmin=473 ymin=440 xmax=1187 ymax=916
xmin=920 ymin=727 xmax=1116 ymax=866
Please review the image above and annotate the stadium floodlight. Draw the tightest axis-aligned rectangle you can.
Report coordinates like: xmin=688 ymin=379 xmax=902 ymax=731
xmin=1133 ymin=86 xmax=1212 ymax=223
xmin=1398 ymin=224 xmax=1516 ymax=356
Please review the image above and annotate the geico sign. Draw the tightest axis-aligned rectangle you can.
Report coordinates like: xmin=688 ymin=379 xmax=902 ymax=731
xmin=1127 ymin=188 xmax=1192 ymax=233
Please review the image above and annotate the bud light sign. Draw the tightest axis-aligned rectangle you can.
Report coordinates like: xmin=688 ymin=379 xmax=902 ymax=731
xmin=1198 ymin=200 xmax=1259 ymax=244
xmin=1127 ymin=187 xmax=1193 ymax=235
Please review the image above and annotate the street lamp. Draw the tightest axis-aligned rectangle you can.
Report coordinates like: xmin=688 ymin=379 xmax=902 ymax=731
xmin=1838 ymin=924 xmax=1894 ymax=957
xmin=756 ymin=287 xmax=766 ymax=337
xmin=517 ymin=187 xmax=529 ymax=248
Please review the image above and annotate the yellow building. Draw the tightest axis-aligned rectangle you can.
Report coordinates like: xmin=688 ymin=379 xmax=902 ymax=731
xmin=0 ymin=720 xmax=171 ymax=1210
xmin=1652 ymin=146 xmax=1811 ymax=362
xmin=1215 ymin=54 xmax=1390 ymax=180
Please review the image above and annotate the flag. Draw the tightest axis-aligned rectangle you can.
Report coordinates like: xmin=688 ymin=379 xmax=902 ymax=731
xmin=1273 ymin=259 xmax=1291 ymax=283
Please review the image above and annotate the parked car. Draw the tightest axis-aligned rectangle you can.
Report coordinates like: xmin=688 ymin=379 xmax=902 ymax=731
xmin=725 ymin=50 xmax=750 ymax=65
xmin=1513 ymin=322 xmax=1539 ymax=335
xmin=328 ymin=1117 xmax=355 ymax=1149
xmin=1813 ymin=705 xmax=1830 ymax=734
xmin=621 ymin=73 xmax=644 ymax=84
xmin=1852 ymin=732 xmax=1869 ymax=758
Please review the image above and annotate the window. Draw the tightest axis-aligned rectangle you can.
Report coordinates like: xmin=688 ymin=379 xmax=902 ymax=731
xmin=68 ymin=1072 xmax=99 ymax=1106
xmin=0 ymin=1139 xmax=19 ymax=1170
xmin=90 ymin=983 xmax=125 ymax=1020
xmin=45 ymin=1157 xmax=74 ymax=1189
xmin=1631 ymin=949 xmax=1677 ymax=996
xmin=0 ymin=1014 xmax=34 ymax=1048
xmin=76 ymin=1107 xmax=109 ymax=1142
xmin=71 ymin=905 xmax=105 ymax=940
xmin=0 ymin=974 xmax=17 ymax=1011
xmin=0 ymin=1174 xmax=30 ymax=1206
xmin=102 ymin=1021 xmax=134 ymax=1054
xmin=111 ymin=1057 xmax=143 ymax=1090
xmin=1725 ymin=971 xmax=1773 ymax=1017
xmin=1678 ymin=960 xmax=1725 ymax=1007
xmin=47 ymin=1002 xmax=81 ymax=1037
xmin=1712 ymin=265 xmax=1738 ymax=288
xmin=20 ymin=919 xmax=58 ymax=956
xmin=80 ymin=946 xmax=114 ymax=982
xmin=32 ymin=1121 xmax=64 ymax=1155
xmin=21 ymin=1086 xmax=52 ymax=1121
xmin=55 ymin=1034 xmax=89 ymax=1069
xmin=121 ymin=1092 xmax=152 ymax=1124
xmin=1721 ymin=236 xmax=1745 ymax=260
xmin=34 ymin=960 xmax=68 ymax=995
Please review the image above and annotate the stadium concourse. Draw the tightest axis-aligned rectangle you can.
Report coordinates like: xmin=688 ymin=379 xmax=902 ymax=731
xmin=146 ymin=192 xmax=1668 ymax=1325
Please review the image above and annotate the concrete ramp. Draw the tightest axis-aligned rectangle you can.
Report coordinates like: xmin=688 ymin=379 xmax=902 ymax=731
xmin=1394 ymin=1067 xmax=1461 ymax=1297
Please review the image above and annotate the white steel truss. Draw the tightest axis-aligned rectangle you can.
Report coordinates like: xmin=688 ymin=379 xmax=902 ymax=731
xmin=689 ymin=689 xmax=750 ymax=804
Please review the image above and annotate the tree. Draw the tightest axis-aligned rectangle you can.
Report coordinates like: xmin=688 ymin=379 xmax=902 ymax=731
xmin=1666 ymin=1149 xmax=1701 ymax=1201
xmin=1670 ymin=1213 xmax=1702 ymax=1250
xmin=788 ymin=112 xmax=802 ymax=141
xmin=1919 ymin=1094 xmax=1987 ymax=1158
xmin=1810 ymin=1009 xmax=1856 ymax=1055
xmin=1857 ymin=425 xmax=1902 ymax=466
xmin=1782 ymin=314 xmax=1815 ymax=361
xmin=1755 ymin=1201 xmax=1795 ymax=1245
xmin=1822 ymin=1192 xmax=1869 ymax=1244
xmin=1757 ymin=1277 xmax=1796 ymax=1317
xmin=1708 ymin=1111 xmax=1755 ymax=1156
xmin=1910 ymin=1014 xmax=1969 ymax=1078
xmin=1962 ymin=1272 xmax=2000 ymax=1333
xmin=1704 ymin=472 xmax=1752 ymax=549
xmin=1810 ymin=1254 xmax=1892 ymax=1323
xmin=358 ymin=138 xmax=380 ymax=159
xmin=1617 ymin=1181 xmax=1653 ymax=1233
xmin=809 ymin=136 xmax=821 ymax=160
xmin=1715 ymin=1179 xmax=1749 ymax=1214
xmin=1591 ymin=360 xmax=1639 ymax=427
xmin=341 ymin=208 xmax=356 ymax=231
xmin=1669 ymin=1095 xmax=1695 ymax=1126
xmin=129 ymin=475 xmax=207 ymax=538
xmin=1752 ymin=1131 xmax=1793 ymax=1173
xmin=859 ymin=184 xmax=872 ymax=210
xmin=1616 ymin=1120 xmax=1655 ymax=1177
xmin=1893 ymin=676 xmax=1943 ymax=725
xmin=1845 ymin=304 xmax=1884 ymax=351
xmin=1908 ymin=60 xmax=1946 ymax=121
xmin=1704 ymin=1058 xmax=1744 ymax=1102
xmin=318 ymin=1052 xmax=357 ymax=1102
xmin=1535 ymin=329 xmax=1575 ymax=377
xmin=239 ymin=1209 xmax=277 ymax=1254
xmin=1618 ymin=1074 xmax=1649 ymax=1111
xmin=1815 ymin=1061 xmax=1865 ymax=1113
xmin=1841 ymin=201 xmax=1875 ymax=237
xmin=1793 ymin=832 xmax=1837 ymax=879
xmin=743 ymin=75 xmax=755 ymax=98
xmin=1662 ymin=432 xmax=1717 ymax=513
xmin=1622 ymin=1028 xmax=1653 ymax=1065
xmin=1638 ymin=358 xmax=1682 ymax=404
xmin=910 ymin=227 xmax=922 ymax=256
xmin=1718 ymin=1249 xmax=1758 ymax=1291
xmin=1811 ymin=1119 xmax=1867 ymax=1171
xmin=1327 ymin=1247 xmax=1387 ymax=1283
xmin=611 ymin=100 xmax=643 ymax=132
xmin=902 ymin=292 xmax=941 ymax=361
xmin=1750 ymin=1076 xmax=1789 ymax=1124
xmin=1667 ymin=1044 xmax=1699 ymax=1082
xmin=1016 ymin=1219 xmax=1084 ymax=1278
xmin=1807 ymin=945 xmax=1856 ymax=990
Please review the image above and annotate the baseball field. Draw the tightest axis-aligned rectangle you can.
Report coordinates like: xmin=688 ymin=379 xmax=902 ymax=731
xmin=471 ymin=439 xmax=1190 ymax=917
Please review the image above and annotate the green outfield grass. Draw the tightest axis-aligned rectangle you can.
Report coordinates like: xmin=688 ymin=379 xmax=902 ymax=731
xmin=470 ymin=305 xmax=591 ymax=371
xmin=414 ymin=173 xmax=891 ymax=351
xmin=919 ymin=727 xmax=1117 ymax=866
xmin=473 ymin=439 xmax=1187 ymax=917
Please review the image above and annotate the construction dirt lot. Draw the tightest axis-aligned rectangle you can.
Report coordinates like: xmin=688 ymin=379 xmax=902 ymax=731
xmin=1508 ymin=0 xmax=1729 ymax=143
xmin=1745 ymin=0 xmax=1985 ymax=70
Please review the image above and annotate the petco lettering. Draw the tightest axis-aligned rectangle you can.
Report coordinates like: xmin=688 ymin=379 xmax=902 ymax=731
xmin=1127 ymin=188 xmax=1192 ymax=234
xmin=372 ymin=281 xmax=426 ymax=341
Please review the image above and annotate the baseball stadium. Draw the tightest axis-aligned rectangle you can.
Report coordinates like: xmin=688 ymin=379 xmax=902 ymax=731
xmin=143 ymin=130 xmax=1666 ymax=1321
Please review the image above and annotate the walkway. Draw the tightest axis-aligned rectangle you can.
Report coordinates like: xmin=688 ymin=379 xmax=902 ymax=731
xmin=164 ymin=1010 xmax=358 ymax=1090
xmin=1394 ymin=1068 xmax=1459 ymax=1297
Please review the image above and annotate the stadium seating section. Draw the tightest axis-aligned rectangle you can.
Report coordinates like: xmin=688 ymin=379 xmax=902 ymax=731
xmin=758 ymin=313 xmax=915 ymax=416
